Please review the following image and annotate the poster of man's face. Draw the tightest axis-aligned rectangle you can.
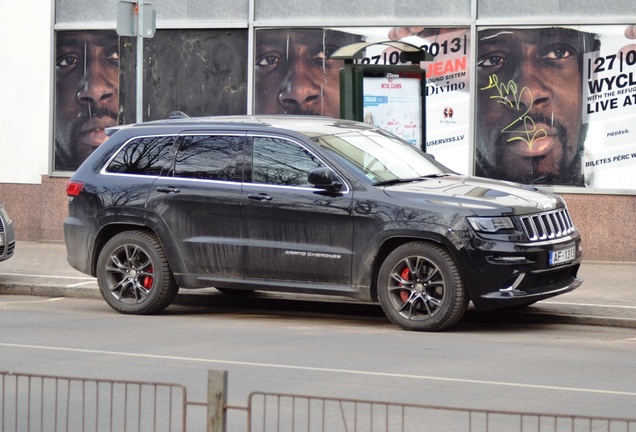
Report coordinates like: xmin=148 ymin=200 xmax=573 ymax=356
xmin=253 ymin=28 xmax=362 ymax=117
xmin=54 ymin=30 xmax=120 ymax=171
xmin=475 ymin=27 xmax=596 ymax=186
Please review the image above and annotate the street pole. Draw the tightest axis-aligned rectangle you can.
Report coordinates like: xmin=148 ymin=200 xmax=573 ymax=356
xmin=136 ymin=0 xmax=144 ymax=123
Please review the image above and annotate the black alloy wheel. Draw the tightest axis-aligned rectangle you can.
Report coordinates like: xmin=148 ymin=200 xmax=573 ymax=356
xmin=377 ymin=242 xmax=469 ymax=331
xmin=96 ymin=231 xmax=179 ymax=314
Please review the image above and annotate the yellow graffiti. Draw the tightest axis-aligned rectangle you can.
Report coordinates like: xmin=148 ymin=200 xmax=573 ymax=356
xmin=481 ymin=74 xmax=547 ymax=150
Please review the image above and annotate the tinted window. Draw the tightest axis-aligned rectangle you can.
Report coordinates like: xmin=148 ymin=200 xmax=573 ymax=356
xmin=174 ymin=135 xmax=242 ymax=181
xmin=252 ymin=137 xmax=324 ymax=186
xmin=106 ymin=136 xmax=175 ymax=175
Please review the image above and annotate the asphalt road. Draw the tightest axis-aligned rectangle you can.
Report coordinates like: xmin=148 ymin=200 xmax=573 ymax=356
xmin=1 ymin=292 xmax=635 ymax=430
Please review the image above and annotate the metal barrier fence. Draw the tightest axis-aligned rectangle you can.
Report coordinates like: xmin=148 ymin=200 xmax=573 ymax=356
xmin=0 ymin=371 xmax=188 ymax=432
xmin=2 ymin=370 xmax=636 ymax=432
xmin=243 ymin=392 xmax=636 ymax=432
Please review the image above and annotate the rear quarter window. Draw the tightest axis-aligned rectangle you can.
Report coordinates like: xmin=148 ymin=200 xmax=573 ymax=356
xmin=106 ymin=135 xmax=176 ymax=175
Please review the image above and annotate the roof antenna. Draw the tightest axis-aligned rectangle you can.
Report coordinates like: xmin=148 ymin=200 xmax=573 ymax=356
xmin=169 ymin=111 xmax=190 ymax=119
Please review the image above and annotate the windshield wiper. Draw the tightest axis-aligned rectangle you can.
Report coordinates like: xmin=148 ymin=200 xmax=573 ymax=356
xmin=374 ymin=174 xmax=448 ymax=187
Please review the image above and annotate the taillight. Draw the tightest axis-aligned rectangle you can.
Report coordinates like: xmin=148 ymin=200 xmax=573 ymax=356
xmin=66 ymin=180 xmax=84 ymax=197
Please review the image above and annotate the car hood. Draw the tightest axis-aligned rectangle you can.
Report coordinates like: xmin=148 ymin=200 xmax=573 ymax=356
xmin=382 ymin=175 xmax=564 ymax=216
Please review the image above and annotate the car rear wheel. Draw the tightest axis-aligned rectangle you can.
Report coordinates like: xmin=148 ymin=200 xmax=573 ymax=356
xmin=96 ymin=231 xmax=179 ymax=314
xmin=377 ymin=242 xmax=469 ymax=331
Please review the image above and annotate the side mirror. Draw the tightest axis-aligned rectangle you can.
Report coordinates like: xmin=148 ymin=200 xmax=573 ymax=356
xmin=308 ymin=167 xmax=343 ymax=192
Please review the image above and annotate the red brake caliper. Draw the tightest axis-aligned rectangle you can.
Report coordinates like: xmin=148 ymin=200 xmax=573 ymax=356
xmin=399 ymin=267 xmax=411 ymax=302
xmin=141 ymin=266 xmax=154 ymax=290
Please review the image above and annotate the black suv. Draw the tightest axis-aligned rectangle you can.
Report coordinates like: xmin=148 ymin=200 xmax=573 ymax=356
xmin=64 ymin=115 xmax=582 ymax=331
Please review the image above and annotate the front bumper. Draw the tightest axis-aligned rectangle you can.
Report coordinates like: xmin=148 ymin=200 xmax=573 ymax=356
xmin=461 ymin=234 xmax=583 ymax=310
xmin=479 ymin=262 xmax=582 ymax=305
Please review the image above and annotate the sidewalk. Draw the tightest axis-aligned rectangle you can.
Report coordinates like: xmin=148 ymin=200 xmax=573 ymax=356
xmin=1 ymin=241 xmax=635 ymax=328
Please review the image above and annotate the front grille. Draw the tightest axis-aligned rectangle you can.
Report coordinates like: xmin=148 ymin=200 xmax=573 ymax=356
xmin=0 ymin=217 xmax=4 ymax=256
xmin=526 ymin=266 xmax=578 ymax=292
xmin=519 ymin=208 xmax=576 ymax=241
xmin=5 ymin=241 xmax=14 ymax=255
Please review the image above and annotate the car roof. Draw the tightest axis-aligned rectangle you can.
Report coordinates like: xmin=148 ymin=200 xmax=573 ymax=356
xmin=105 ymin=115 xmax=377 ymax=138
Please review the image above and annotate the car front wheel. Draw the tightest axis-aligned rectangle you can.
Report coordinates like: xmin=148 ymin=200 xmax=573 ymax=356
xmin=377 ymin=242 xmax=469 ymax=331
xmin=96 ymin=231 xmax=179 ymax=314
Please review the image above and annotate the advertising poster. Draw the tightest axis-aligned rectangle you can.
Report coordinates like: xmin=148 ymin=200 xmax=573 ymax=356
xmin=363 ymin=76 xmax=422 ymax=147
xmin=581 ymin=25 xmax=636 ymax=189
xmin=396 ymin=28 xmax=471 ymax=174
xmin=54 ymin=30 xmax=120 ymax=172
xmin=253 ymin=28 xmax=364 ymax=119
xmin=476 ymin=25 xmax=636 ymax=189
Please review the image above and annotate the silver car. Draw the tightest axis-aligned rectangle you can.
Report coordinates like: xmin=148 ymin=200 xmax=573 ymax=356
xmin=0 ymin=202 xmax=16 ymax=261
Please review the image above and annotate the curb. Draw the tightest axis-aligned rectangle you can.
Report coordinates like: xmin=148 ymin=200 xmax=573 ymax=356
xmin=0 ymin=284 xmax=102 ymax=300
xmin=481 ymin=308 xmax=636 ymax=329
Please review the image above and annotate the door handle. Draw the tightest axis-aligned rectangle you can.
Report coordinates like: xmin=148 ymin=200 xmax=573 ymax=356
xmin=248 ymin=193 xmax=273 ymax=201
xmin=156 ymin=186 xmax=180 ymax=194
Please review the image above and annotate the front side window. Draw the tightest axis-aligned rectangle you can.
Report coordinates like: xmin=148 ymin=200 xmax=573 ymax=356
xmin=174 ymin=135 xmax=242 ymax=181
xmin=106 ymin=136 xmax=175 ymax=175
xmin=252 ymin=137 xmax=325 ymax=186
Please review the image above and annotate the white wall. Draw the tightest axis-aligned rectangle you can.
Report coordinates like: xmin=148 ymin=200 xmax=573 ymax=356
xmin=0 ymin=1 xmax=53 ymax=184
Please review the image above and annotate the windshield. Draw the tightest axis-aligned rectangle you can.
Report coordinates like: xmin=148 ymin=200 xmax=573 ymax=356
xmin=310 ymin=128 xmax=452 ymax=184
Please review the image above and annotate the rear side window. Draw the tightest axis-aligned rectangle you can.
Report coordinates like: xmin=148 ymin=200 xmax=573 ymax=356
xmin=174 ymin=135 xmax=242 ymax=182
xmin=106 ymin=136 xmax=175 ymax=175
xmin=252 ymin=137 xmax=325 ymax=186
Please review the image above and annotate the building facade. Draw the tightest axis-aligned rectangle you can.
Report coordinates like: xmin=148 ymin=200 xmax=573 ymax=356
xmin=0 ymin=0 xmax=635 ymax=261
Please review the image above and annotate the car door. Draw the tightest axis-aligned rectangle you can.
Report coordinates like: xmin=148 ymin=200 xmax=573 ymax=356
xmin=146 ymin=131 xmax=245 ymax=277
xmin=241 ymin=134 xmax=354 ymax=285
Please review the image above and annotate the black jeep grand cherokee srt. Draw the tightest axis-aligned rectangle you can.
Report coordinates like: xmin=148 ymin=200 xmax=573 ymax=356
xmin=64 ymin=115 xmax=582 ymax=331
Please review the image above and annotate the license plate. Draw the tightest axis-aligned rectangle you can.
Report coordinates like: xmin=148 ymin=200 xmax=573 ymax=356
xmin=549 ymin=246 xmax=576 ymax=266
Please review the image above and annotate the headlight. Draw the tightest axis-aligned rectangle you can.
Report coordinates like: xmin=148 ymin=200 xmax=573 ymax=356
xmin=0 ymin=205 xmax=10 ymax=223
xmin=467 ymin=216 xmax=514 ymax=233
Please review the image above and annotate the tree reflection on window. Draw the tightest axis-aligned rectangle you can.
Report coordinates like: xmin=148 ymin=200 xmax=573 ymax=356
xmin=174 ymin=135 xmax=242 ymax=181
xmin=106 ymin=136 xmax=175 ymax=175
xmin=252 ymin=137 xmax=324 ymax=186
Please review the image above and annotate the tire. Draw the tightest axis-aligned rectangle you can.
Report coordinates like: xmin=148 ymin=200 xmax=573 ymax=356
xmin=377 ymin=242 xmax=469 ymax=331
xmin=96 ymin=231 xmax=179 ymax=315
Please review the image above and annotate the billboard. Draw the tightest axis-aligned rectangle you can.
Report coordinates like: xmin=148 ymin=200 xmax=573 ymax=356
xmin=581 ymin=25 xmax=636 ymax=189
xmin=54 ymin=30 xmax=120 ymax=172
xmin=363 ymin=75 xmax=423 ymax=147
xmin=476 ymin=25 xmax=636 ymax=189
